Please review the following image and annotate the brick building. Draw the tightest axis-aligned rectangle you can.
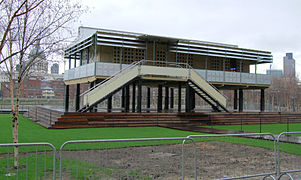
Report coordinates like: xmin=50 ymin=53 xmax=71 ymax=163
xmin=0 ymin=74 xmax=68 ymax=99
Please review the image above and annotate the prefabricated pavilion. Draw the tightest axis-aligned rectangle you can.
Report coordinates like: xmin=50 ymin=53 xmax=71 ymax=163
xmin=63 ymin=27 xmax=272 ymax=113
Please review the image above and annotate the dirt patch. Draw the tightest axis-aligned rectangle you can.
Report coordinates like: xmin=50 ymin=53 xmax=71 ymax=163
xmin=61 ymin=141 xmax=301 ymax=180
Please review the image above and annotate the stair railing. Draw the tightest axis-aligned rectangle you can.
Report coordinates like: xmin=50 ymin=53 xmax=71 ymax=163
xmin=183 ymin=64 xmax=228 ymax=100
xmin=79 ymin=59 xmax=227 ymax=109
xmin=80 ymin=60 xmax=190 ymax=98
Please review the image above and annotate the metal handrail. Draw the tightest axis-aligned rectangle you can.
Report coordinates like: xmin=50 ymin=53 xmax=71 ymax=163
xmin=80 ymin=59 xmax=228 ymax=108
xmin=80 ymin=61 xmax=140 ymax=97
xmin=80 ymin=60 xmax=189 ymax=97
xmin=188 ymin=66 xmax=228 ymax=100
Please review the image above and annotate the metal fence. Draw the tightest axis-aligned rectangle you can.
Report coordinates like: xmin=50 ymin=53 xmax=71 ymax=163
xmin=277 ymin=132 xmax=301 ymax=180
xmin=186 ymin=133 xmax=277 ymax=180
xmin=59 ymin=137 xmax=191 ymax=180
xmin=0 ymin=132 xmax=300 ymax=180
xmin=0 ymin=142 xmax=56 ymax=180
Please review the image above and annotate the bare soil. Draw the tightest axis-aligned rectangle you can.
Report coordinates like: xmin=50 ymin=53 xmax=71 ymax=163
xmin=61 ymin=141 xmax=301 ymax=180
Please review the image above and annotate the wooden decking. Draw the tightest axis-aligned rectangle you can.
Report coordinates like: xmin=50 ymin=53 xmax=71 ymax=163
xmin=52 ymin=112 xmax=210 ymax=129
xmin=24 ymin=106 xmax=301 ymax=129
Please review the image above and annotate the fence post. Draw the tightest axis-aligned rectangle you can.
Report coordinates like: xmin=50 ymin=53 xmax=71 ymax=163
xmin=286 ymin=117 xmax=289 ymax=133
xmin=49 ymin=111 xmax=52 ymax=127
xmin=259 ymin=112 xmax=262 ymax=133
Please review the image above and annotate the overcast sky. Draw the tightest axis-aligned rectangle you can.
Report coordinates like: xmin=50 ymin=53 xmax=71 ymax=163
xmin=73 ymin=0 xmax=301 ymax=76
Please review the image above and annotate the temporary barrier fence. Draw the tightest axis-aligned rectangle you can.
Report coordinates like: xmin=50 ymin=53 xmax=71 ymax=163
xmin=186 ymin=133 xmax=277 ymax=180
xmin=277 ymin=132 xmax=301 ymax=180
xmin=59 ymin=137 xmax=191 ymax=180
xmin=0 ymin=142 xmax=56 ymax=180
xmin=0 ymin=132 xmax=300 ymax=180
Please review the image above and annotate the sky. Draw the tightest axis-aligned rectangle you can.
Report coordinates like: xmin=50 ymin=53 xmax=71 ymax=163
xmin=70 ymin=0 xmax=301 ymax=76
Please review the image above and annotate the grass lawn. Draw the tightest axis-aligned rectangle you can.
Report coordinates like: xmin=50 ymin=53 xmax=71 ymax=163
xmin=0 ymin=114 xmax=301 ymax=179
xmin=0 ymin=114 xmax=204 ymax=149
xmin=202 ymin=123 xmax=301 ymax=135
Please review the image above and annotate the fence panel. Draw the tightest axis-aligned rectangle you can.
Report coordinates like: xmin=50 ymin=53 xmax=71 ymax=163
xmin=277 ymin=132 xmax=301 ymax=179
xmin=59 ymin=137 xmax=192 ymax=180
xmin=185 ymin=133 xmax=277 ymax=180
xmin=0 ymin=142 xmax=56 ymax=180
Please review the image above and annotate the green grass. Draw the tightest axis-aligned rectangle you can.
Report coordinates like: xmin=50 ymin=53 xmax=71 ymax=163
xmin=0 ymin=114 xmax=204 ymax=150
xmin=1 ymin=114 xmax=301 ymax=179
xmin=202 ymin=123 xmax=301 ymax=135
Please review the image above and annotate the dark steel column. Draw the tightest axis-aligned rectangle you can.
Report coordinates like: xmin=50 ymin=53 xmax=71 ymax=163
xmin=68 ymin=56 xmax=71 ymax=69
xmin=164 ymin=87 xmax=169 ymax=111
xmin=107 ymin=96 xmax=112 ymax=112
xmin=191 ymin=88 xmax=195 ymax=111
xmin=260 ymin=89 xmax=265 ymax=112
xmin=146 ymin=87 xmax=151 ymax=112
xmin=90 ymin=81 xmax=94 ymax=89
xmin=185 ymin=82 xmax=191 ymax=112
xmin=157 ymin=85 xmax=162 ymax=112
xmin=64 ymin=85 xmax=69 ymax=112
xmin=125 ymin=85 xmax=130 ymax=112
xmin=75 ymin=84 xmax=80 ymax=111
xmin=170 ymin=88 xmax=174 ymax=109
xmin=121 ymin=88 xmax=125 ymax=112
xmin=89 ymin=81 xmax=95 ymax=112
xmin=239 ymin=89 xmax=243 ymax=112
xmin=137 ymin=80 xmax=142 ymax=113
xmin=178 ymin=83 xmax=182 ymax=112
xmin=132 ymin=82 xmax=136 ymax=112
xmin=234 ymin=89 xmax=238 ymax=111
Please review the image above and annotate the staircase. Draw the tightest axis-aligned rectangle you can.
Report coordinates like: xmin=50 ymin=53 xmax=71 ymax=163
xmin=52 ymin=112 xmax=210 ymax=129
xmin=189 ymin=70 xmax=227 ymax=112
xmin=50 ymin=112 xmax=301 ymax=129
xmin=79 ymin=60 xmax=228 ymax=112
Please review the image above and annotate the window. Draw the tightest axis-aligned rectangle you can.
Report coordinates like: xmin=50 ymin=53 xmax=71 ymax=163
xmin=113 ymin=47 xmax=145 ymax=64
xmin=176 ymin=53 xmax=193 ymax=67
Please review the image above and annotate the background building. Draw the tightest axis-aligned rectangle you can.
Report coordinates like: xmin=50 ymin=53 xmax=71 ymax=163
xmin=27 ymin=40 xmax=48 ymax=75
xmin=1 ymin=74 xmax=65 ymax=99
xmin=51 ymin=63 xmax=59 ymax=74
xmin=283 ymin=53 xmax=295 ymax=77
xmin=266 ymin=69 xmax=283 ymax=78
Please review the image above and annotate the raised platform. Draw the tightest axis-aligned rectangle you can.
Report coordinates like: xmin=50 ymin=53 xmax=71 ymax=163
xmin=24 ymin=106 xmax=301 ymax=129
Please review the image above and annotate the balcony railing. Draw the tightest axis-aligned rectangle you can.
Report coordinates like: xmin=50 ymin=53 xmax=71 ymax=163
xmin=64 ymin=62 xmax=271 ymax=85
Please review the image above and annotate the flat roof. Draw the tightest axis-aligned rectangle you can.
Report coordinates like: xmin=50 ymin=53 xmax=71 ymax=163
xmin=65 ymin=27 xmax=272 ymax=63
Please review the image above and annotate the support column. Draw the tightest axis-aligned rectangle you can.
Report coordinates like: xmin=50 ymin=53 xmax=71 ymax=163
xmin=107 ymin=96 xmax=112 ymax=112
xmin=185 ymin=83 xmax=191 ymax=112
xmin=68 ymin=56 xmax=71 ymax=69
xmin=191 ymin=88 xmax=195 ymax=111
xmin=74 ymin=55 xmax=77 ymax=68
xmin=89 ymin=81 xmax=95 ymax=112
xmin=170 ymin=88 xmax=174 ymax=109
xmin=64 ymin=85 xmax=69 ymax=112
xmin=89 ymin=81 xmax=94 ymax=89
xmin=121 ymin=88 xmax=125 ymax=112
xmin=178 ymin=83 xmax=182 ymax=112
xmin=125 ymin=85 xmax=130 ymax=112
xmin=164 ymin=87 xmax=169 ymax=111
xmin=260 ymin=89 xmax=265 ymax=112
xmin=157 ymin=85 xmax=162 ymax=112
xmin=75 ymin=84 xmax=80 ymax=111
xmin=132 ymin=82 xmax=136 ymax=112
xmin=239 ymin=89 xmax=243 ymax=112
xmin=234 ymin=89 xmax=238 ymax=111
xmin=137 ymin=80 xmax=142 ymax=113
xmin=146 ymin=87 xmax=151 ymax=112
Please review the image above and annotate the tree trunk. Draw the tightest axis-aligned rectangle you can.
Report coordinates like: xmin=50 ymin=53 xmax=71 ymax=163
xmin=9 ymin=76 xmax=19 ymax=168
xmin=12 ymin=112 xmax=19 ymax=168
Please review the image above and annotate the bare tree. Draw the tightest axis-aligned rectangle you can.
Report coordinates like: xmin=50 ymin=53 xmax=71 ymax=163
xmin=0 ymin=0 xmax=83 ymax=168
xmin=266 ymin=76 xmax=300 ymax=112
